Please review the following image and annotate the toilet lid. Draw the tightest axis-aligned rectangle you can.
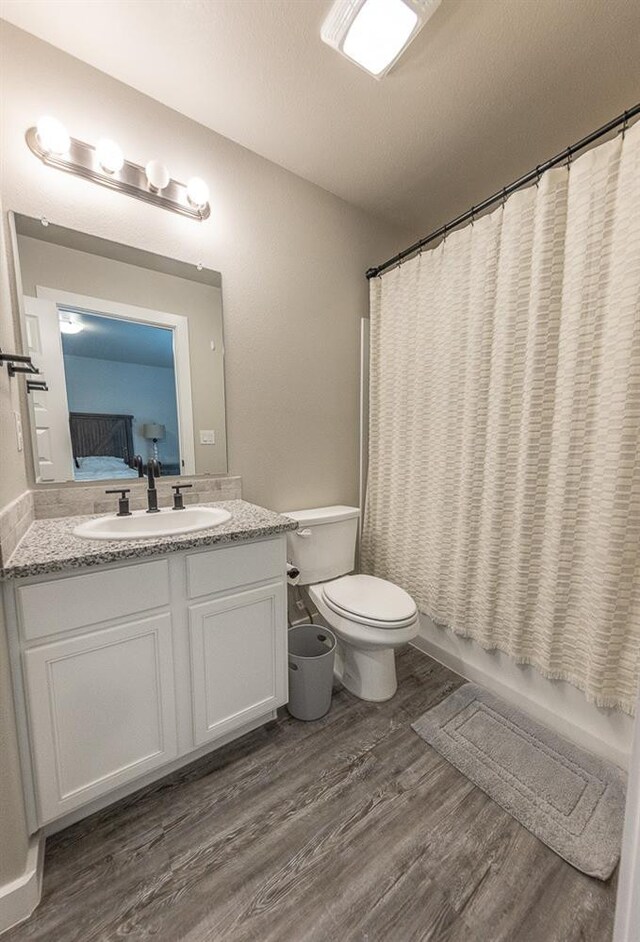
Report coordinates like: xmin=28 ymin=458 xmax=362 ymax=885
xmin=322 ymin=575 xmax=417 ymax=627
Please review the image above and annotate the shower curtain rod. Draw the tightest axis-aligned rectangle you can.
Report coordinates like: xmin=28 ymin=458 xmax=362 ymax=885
xmin=366 ymin=102 xmax=640 ymax=280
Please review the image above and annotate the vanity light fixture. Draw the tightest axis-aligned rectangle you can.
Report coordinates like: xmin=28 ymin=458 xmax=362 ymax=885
xmin=96 ymin=137 xmax=125 ymax=174
xmin=321 ymin=0 xmax=440 ymax=78
xmin=35 ymin=115 xmax=70 ymax=156
xmin=186 ymin=177 xmax=210 ymax=210
xmin=26 ymin=118 xmax=211 ymax=220
xmin=145 ymin=159 xmax=171 ymax=192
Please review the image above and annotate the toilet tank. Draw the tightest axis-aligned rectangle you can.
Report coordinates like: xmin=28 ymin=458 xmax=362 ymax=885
xmin=284 ymin=506 xmax=360 ymax=585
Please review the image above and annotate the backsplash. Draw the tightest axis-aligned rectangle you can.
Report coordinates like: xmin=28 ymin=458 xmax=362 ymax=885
xmin=0 ymin=476 xmax=242 ymax=565
xmin=0 ymin=490 xmax=34 ymax=569
xmin=33 ymin=475 xmax=242 ymax=518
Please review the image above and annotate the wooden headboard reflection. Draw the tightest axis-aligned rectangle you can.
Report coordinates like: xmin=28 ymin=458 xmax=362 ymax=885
xmin=69 ymin=412 xmax=135 ymax=465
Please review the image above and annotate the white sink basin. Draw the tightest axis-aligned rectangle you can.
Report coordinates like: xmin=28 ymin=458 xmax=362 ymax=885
xmin=73 ymin=506 xmax=232 ymax=541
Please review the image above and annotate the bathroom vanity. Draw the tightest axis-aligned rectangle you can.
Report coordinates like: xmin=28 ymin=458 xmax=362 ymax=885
xmin=0 ymin=214 xmax=302 ymax=835
xmin=1 ymin=500 xmax=297 ymax=832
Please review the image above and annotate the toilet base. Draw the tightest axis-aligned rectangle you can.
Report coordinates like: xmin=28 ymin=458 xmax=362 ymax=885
xmin=337 ymin=640 xmax=398 ymax=702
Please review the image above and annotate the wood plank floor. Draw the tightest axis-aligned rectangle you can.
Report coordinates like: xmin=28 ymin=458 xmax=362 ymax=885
xmin=6 ymin=647 xmax=617 ymax=942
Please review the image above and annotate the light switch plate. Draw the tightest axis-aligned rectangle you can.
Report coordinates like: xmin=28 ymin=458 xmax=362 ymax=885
xmin=199 ymin=430 xmax=215 ymax=445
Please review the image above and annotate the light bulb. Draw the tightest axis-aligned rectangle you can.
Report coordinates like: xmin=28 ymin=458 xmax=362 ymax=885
xmin=36 ymin=116 xmax=70 ymax=156
xmin=59 ymin=313 xmax=83 ymax=335
xmin=96 ymin=138 xmax=124 ymax=174
xmin=145 ymin=159 xmax=170 ymax=192
xmin=186 ymin=177 xmax=209 ymax=209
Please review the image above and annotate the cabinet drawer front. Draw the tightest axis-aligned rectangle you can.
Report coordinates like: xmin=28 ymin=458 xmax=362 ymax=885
xmin=23 ymin=613 xmax=178 ymax=824
xmin=18 ymin=560 xmax=170 ymax=641
xmin=186 ymin=538 xmax=284 ymax=599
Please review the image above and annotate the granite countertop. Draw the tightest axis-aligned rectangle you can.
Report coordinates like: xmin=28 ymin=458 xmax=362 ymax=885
xmin=1 ymin=500 xmax=298 ymax=580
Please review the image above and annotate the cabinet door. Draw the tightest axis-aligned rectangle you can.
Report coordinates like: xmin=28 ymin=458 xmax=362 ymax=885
xmin=189 ymin=582 xmax=287 ymax=746
xmin=24 ymin=614 xmax=178 ymax=824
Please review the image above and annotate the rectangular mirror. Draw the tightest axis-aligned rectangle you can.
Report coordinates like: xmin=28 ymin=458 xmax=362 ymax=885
xmin=11 ymin=213 xmax=227 ymax=484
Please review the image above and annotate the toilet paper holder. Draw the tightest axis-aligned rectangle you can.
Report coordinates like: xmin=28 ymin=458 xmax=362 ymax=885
xmin=287 ymin=563 xmax=300 ymax=584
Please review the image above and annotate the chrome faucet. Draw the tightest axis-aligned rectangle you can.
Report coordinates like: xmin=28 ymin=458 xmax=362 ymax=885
xmin=146 ymin=459 xmax=161 ymax=513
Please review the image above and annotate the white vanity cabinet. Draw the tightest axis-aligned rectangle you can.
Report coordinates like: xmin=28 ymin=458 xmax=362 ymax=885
xmin=23 ymin=613 xmax=178 ymax=823
xmin=5 ymin=535 xmax=288 ymax=830
xmin=189 ymin=583 xmax=286 ymax=745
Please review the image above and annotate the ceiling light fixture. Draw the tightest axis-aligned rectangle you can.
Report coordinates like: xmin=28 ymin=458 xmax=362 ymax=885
xmin=25 ymin=121 xmax=211 ymax=220
xmin=59 ymin=312 xmax=84 ymax=335
xmin=321 ymin=0 xmax=440 ymax=78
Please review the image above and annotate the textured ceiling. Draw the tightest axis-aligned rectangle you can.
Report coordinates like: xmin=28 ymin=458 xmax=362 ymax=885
xmin=1 ymin=0 xmax=639 ymax=235
xmin=61 ymin=312 xmax=175 ymax=369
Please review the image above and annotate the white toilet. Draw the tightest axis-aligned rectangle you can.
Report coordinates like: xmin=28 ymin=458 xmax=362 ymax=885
xmin=285 ymin=506 xmax=419 ymax=702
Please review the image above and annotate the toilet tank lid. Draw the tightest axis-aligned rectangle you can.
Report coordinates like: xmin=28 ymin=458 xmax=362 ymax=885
xmin=283 ymin=505 xmax=360 ymax=525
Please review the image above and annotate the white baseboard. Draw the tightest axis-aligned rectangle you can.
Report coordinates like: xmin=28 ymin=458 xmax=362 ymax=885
xmin=614 ymin=686 xmax=640 ymax=942
xmin=413 ymin=615 xmax=634 ymax=769
xmin=0 ymin=833 xmax=43 ymax=935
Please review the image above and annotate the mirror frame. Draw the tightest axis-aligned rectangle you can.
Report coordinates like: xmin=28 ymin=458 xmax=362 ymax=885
xmin=8 ymin=210 xmax=228 ymax=488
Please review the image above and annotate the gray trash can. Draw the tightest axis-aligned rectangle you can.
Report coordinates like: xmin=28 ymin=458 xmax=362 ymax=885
xmin=287 ymin=624 xmax=337 ymax=721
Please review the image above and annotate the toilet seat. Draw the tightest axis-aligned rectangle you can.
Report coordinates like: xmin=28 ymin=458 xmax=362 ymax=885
xmin=322 ymin=574 xmax=418 ymax=629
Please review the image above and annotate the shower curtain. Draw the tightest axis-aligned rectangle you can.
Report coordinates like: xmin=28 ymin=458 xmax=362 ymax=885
xmin=362 ymin=121 xmax=640 ymax=715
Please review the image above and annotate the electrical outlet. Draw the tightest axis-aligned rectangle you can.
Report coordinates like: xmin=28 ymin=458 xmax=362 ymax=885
xmin=199 ymin=430 xmax=215 ymax=445
xmin=14 ymin=411 xmax=23 ymax=452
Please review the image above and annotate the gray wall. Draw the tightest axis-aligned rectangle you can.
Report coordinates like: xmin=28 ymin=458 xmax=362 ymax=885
xmin=0 ymin=205 xmax=29 ymax=887
xmin=0 ymin=210 xmax=28 ymax=512
xmin=0 ymin=605 xmax=29 ymax=887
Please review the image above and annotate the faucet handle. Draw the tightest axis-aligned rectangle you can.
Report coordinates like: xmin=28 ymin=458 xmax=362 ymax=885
xmin=171 ymin=483 xmax=193 ymax=510
xmin=105 ymin=488 xmax=132 ymax=517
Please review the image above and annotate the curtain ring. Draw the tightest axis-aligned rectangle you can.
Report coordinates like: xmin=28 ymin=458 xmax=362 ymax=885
xmin=566 ymin=148 xmax=573 ymax=171
xmin=621 ymin=111 xmax=629 ymax=139
xmin=470 ymin=206 xmax=476 ymax=227
xmin=501 ymin=187 xmax=508 ymax=209
xmin=443 ymin=223 xmax=448 ymax=244
xmin=535 ymin=165 xmax=542 ymax=188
